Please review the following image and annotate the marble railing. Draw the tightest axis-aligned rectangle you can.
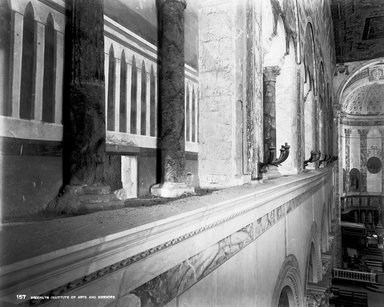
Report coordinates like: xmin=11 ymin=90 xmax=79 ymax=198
xmin=0 ymin=168 xmax=333 ymax=306
xmin=333 ymin=268 xmax=376 ymax=283
xmin=341 ymin=193 xmax=384 ymax=213
xmin=104 ymin=16 xmax=199 ymax=153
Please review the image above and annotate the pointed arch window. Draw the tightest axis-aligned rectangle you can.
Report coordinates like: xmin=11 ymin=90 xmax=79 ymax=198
xmin=119 ymin=51 xmax=127 ymax=132
xmin=0 ymin=1 xmax=11 ymax=116
xmin=42 ymin=14 xmax=55 ymax=123
xmin=140 ymin=61 xmax=146 ymax=135
xmin=150 ymin=66 xmax=155 ymax=136
xmin=107 ymin=45 xmax=115 ymax=131
xmin=130 ymin=56 xmax=137 ymax=134
xmin=20 ymin=3 xmax=36 ymax=120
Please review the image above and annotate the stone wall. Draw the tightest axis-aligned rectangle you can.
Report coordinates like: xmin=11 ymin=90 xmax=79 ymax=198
xmin=0 ymin=168 xmax=335 ymax=307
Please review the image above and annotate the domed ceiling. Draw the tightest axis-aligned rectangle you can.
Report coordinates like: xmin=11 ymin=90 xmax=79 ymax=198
xmin=343 ymin=83 xmax=384 ymax=115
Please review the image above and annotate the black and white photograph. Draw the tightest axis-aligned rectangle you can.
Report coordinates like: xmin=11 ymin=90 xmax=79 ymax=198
xmin=0 ymin=0 xmax=384 ymax=306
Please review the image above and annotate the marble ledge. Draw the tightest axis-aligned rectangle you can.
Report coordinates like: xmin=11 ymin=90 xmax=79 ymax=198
xmin=0 ymin=168 xmax=333 ymax=304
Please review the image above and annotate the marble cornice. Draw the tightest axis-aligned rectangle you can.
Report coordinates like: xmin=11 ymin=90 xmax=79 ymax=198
xmin=0 ymin=169 xmax=332 ymax=305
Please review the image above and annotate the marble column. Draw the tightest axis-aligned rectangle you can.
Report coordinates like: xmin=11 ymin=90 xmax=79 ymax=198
xmin=263 ymin=66 xmax=281 ymax=178
xmin=151 ymin=0 xmax=194 ymax=197
xmin=314 ymin=95 xmax=319 ymax=151
xmin=263 ymin=66 xmax=280 ymax=158
xmin=296 ymin=69 xmax=304 ymax=172
xmin=50 ymin=0 xmax=123 ymax=213
xmin=66 ymin=0 xmax=106 ymax=185
xmin=358 ymin=129 xmax=369 ymax=192
xmin=345 ymin=128 xmax=352 ymax=193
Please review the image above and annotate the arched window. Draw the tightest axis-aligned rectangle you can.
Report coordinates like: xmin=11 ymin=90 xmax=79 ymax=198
xmin=20 ymin=3 xmax=35 ymax=120
xmin=150 ymin=65 xmax=155 ymax=136
xmin=42 ymin=14 xmax=55 ymax=123
xmin=119 ymin=51 xmax=127 ymax=132
xmin=0 ymin=1 xmax=11 ymax=116
xmin=186 ymin=83 xmax=190 ymax=141
xmin=140 ymin=61 xmax=146 ymax=135
xmin=278 ymin=286 xmax=294 ymax=307
xmin=107 ymin=45 xmax=115 ymax=131
xmin=192 ymin=88 xmax=196 ymax=142
xmin=130 ymin=56 xmax=137 ymax=134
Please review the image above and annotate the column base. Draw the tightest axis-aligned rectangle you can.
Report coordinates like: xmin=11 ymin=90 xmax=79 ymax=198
xmin=264 ymin=165 xmax=282 ymax=180
xmin=47 ymin=184 xmax=124 ymax=214
xmin=151 ymin=182 xmax=195 ymax=198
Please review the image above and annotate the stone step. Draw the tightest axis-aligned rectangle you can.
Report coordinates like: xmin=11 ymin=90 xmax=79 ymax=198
xmin=366 ymin=283 xmax=384 ymax=293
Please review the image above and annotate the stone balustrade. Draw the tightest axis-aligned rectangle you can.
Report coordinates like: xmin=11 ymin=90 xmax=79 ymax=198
xmin=333 ymin=268 xmax=376 ymax=283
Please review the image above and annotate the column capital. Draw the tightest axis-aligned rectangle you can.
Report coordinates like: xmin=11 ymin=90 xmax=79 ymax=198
xmin=263 ymin=66 xmax=281 ymax=82
xmin=357 ymin=129 xmax=369 ymax=137
xmin=344 ymin=128 xmax=352 ymax=137
xmin=158 ymin=0 xmax=187 ymax=10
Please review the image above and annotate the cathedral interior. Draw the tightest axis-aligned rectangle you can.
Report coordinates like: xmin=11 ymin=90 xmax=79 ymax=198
xmin=0 ymin=0 xmax=384 ymax=306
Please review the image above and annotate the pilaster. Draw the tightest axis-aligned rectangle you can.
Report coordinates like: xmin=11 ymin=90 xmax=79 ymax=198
xmin=345 ymin=128 xmax=352 ymax=193
xmin=358 ymin=129 xmax=369 ymax=192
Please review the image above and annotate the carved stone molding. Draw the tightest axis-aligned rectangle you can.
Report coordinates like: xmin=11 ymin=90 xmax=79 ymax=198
xmin=306 ymin=284 xmax=329 ymax=307
xmin=263 ymin=66 xmax=281 ymax=82
xmin=344 ymin=128 xmax=352 ymax=137
xmin=24 ymin=172 xmax=331 ymax=306
xmin=357 ymin=129 xmax=369 ymax=136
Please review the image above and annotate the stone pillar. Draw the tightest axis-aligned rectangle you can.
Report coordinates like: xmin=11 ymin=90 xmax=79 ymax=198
xmin=296 ymin=69 xmax=304 ymax=172
xmin=50 ymin=0 xmax=123 ymax=213
xmin=345 ymin=128 xmax=352 ymax=193
xmin=262 ymin=66 xmax=281 ymax=178
xmin=358 ymin=129 xmax=369 ymax=192
xmin=151 ymin=0 xmax=194 ymax=197
xmin=263 ymin=66 xmax=280 ymax=158
xmin=314 ymin=95 xmax=319 ymax=151
xmin=67 ymin=0 xmax=106 ymax=185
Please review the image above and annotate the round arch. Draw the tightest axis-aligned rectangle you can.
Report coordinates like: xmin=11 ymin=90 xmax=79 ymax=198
xmin=303 ymin=22 xmax=317 ymax=96
xmin=271 ymin=255 xmax=304 ymax=307
xmin=305 ymin=222 xmax=322 ymax=286
xmin=321 ymin=202 xmax=329 ymax=253
xmin=336 ymin=57 xmax=384 ymax=105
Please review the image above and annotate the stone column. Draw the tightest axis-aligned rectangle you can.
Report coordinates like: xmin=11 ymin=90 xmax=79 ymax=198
xmin=262 ymin=66 xmax=281 ymax=178
xmin=314 ymin=95 xmax=319 ymax=151
xmin=296 ymin=69 xmax=304 ymax=172
xmin=358 ymin=129 xmax=369 ymax=192
xmin=151 ymin=0 xmax=194 ymax=197
xmin=263 ymin=66 xmax=280 ymax=158
xmin=345 ymin=128 xmax=352 ymax=193
xmin=50 ymin=0 xmax=123 ymax=213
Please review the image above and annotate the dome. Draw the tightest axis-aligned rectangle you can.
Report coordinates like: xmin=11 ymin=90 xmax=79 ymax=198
xmin=343 ymin=83 xmax=384 ymax=115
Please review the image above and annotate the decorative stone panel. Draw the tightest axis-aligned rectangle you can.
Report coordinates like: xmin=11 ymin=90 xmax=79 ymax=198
xmin=345 ymin=129 xmax=352 ymax=192
xmin=358 ymin=129 xmax=369 ymax=192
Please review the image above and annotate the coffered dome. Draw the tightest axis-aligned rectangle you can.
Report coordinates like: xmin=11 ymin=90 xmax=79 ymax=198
xmin=343 ymin=83 xmax=384 ymax=115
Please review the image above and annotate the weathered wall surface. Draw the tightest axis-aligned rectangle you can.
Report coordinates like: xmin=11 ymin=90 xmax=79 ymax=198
xmin=198 ymin=0 xmax=336 ymax=185
xmin=198 ymin=0 xmax=264 ymax=187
